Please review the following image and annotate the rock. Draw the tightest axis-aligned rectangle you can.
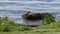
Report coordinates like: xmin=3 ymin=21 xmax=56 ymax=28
xmin=22 ymin=12 xmax=43 ymax=21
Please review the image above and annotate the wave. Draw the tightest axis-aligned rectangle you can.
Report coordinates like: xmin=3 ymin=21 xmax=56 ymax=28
xmin=0 ymin=0 xmax=60 ymax=5
xmin=0 ymin=0 xmax=60 ymax=2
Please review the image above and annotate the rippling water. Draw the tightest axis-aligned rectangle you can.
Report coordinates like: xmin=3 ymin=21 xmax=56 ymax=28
xmin=0 ymin=0 xmax=60 ymax=24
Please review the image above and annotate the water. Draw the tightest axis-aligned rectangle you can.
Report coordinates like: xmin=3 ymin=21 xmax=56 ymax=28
xmin=0 ymin=0 xmax=60 ymax=25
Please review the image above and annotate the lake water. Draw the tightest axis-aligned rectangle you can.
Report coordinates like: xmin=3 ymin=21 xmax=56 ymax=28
xmin=0 ymin=0 xmax=60 ymax=24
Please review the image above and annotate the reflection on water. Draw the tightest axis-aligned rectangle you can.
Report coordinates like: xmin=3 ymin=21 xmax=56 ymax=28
xmin=16 ymin=18 xmax=43 ymax=26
